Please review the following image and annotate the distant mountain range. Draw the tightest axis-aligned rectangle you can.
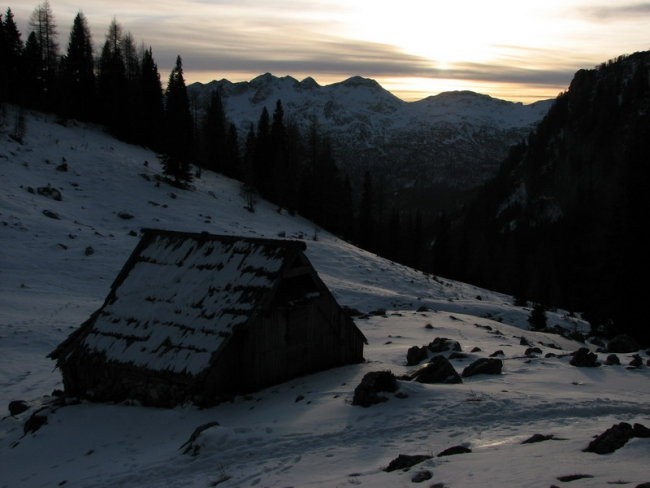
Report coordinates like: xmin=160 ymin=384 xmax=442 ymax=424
xmin=188 ymin=74 xmax=553 ymax=207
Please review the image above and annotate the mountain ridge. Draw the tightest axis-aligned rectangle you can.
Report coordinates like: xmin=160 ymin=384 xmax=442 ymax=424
xmin=188 ymin=73 xmax=553 ymax=207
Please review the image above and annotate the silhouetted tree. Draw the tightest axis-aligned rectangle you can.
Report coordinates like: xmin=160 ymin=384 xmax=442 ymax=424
xmin=61 ymin=12 xmax=95 ymax=120
xmin=139 ymin=47 xmax=164 ymax=148
xmin=200 ymin=89 xmax=227 ymax=173
xmin=97 ymin=19 xmax=126 ymax=135
xmin=162 ymin=55 xmax=193 ymax=185
xmin=528 ymin=303 xmax=547 ymax=330
xmin=28 ymin=0 xmax=58 ymax=105
xmin=253 ymin=106 xmax=271 ymax=195
xmin=358 ymin=171 xmax=375 ymax=250
xmin=21 ymin=31 xmax=42 ymax=105
xmin=1 ymin=8 xmax=23 ymax=103
xmin=241 ymin=123 xmax=257 ymax=210
xmin=224 ymin=122 xmax=241 ymax=179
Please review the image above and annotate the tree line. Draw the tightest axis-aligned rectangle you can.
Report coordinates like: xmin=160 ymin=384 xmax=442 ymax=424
xmin=1 ymin=1 xmax=436 ymax=270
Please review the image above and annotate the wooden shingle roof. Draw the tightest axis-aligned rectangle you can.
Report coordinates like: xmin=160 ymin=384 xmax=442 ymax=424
xmin=70 ymin=229 xmax=307 ymax=375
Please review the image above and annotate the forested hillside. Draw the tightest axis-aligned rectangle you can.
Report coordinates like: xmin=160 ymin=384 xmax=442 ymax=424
xmin=445 ymin=51 xmax=650 ymax=342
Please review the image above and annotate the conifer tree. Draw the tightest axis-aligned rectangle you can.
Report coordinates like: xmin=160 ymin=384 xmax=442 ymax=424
xmin=62 ymin=12 xmax=95 ymax=120
xmin=162 ymin=55 xmax=193 ymax=185
xmin=201 ymin=89 xmax=227 ymax=173
xmin=139 ymin=47 xmax=164 ymax=149
xmin=225 ymin=122 xmax=241 ymax=179
xmin=97 ymin=19 xmax=127 ymax=135
xmin=28 ymin=0 xmax=58 ymax=105
xmin=358 ymin=171 xmax=375 ymax=250
xmin=22 ymin=31 xmax=42 ymax=106
xmin=241 ymin=123 xmax=257 ymax=210
xmin=121 ymin=31 xmax=142 ymax=141
xmin=1 ymin=8 xmax=23 ymax=103
xmin=253 ymin=106 xmax=271 ymax=195
xmin=269 ymin=99 xmax=288 ymax=204
xmin=387 ymin=208 xmax=402 ymax=262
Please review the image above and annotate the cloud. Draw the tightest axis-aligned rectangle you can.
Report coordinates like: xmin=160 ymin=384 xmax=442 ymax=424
xmin=580 ymin=2 xmax=650 ymax=20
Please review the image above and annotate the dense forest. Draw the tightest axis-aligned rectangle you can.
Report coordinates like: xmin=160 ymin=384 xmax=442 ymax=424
xmin=0 ymin=1 xmax=432 ymax=270
xmin=445 ymin=51 xmax=650 ymax=343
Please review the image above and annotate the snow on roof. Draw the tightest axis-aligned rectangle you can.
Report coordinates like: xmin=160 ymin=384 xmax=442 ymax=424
xmin=77 ymin=230 xmax=305 ymax=375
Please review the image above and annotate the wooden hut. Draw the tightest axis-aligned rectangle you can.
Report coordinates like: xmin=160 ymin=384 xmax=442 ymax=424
xmin=50 ymin=229 xmax=366 ymax=407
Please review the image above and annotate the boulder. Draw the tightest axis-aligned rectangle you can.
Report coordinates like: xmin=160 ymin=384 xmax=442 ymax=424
xmin=37 ymin=186 xmax=62 ymax=201
xmin=525 ymin=347 xmax=543 ymax=357
xmin=384 ymin=454 xmax=432 ymax=472
xmin=24 ymin=413 xmax=47 ymax=434
xmin=412 ymin=470 xmax=433 ymax=483
xmin=428 ymin=337 xmax=461 ymax=353
xmin=406 ymin=346 xmax=428 ymax=366
xmin=633 ymin=423 xmax=650 ymax=438
xmin=412 ymin=356 xmax=462 ymax=384
xmin=570 ymin=348 xmax=600 ymax=367
xmin=462 ymin=358 xmax=503 ymax=377
xmin=522 ymin=433 xmax=554 ymax=444
xmin=8 ymin=400 xmax=29 ymax=416
xmin=629 ymin=354 xmax=643 ymax=368
xmin=352 ymin=371 xmax=398 ymax=407
xmin=42 ymin=209 xmax=60 ymax=220
xmin=604 ymin=354 xmax=620 ymax=365
xmin=437 ymin=445 xmax=471 ymax=457
xmin=448 ymin=352 xmax=468 ymax=360
xmin=607 ymin=335 xmax=640 ymax=353
xmin=584 ymin=422 xmax=634 ymax=454
xmin=489 ymin=350 xmax=504 ymax=357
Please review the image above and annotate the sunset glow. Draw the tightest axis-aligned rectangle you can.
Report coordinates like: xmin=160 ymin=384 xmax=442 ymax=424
xmin=10 ymin=0 xmax=650 ymax=102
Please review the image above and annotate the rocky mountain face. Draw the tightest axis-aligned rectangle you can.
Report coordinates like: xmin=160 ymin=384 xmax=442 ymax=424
xmin=188 ymin=74 xmax=551 ymax=212
xmin=447 ymin=51 xmax=650 ymax=342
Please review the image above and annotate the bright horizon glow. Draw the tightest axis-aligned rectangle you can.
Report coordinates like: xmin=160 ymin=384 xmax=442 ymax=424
xmin=9 ymin=0 xmax=650 ymax=103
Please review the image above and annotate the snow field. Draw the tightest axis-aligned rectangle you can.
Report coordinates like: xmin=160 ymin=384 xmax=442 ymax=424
xmin=1 ymin=110 xmax=649 ymax=487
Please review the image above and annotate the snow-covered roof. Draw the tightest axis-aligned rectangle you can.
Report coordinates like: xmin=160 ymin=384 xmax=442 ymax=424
xmin=73 ymin=230 xmax=306 ymax=375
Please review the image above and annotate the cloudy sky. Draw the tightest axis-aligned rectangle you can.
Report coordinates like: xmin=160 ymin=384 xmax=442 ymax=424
xmin=10 ymin=0 xmax=650 ymax=102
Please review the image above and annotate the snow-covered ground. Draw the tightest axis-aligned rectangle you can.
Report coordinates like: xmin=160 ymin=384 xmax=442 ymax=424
xmin=1 ymin=110 xmax=648 ymax=487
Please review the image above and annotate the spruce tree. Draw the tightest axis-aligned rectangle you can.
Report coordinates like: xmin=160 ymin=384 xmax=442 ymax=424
xmin=97 ymin=19 xmax=127 ymax=135
xmin=225 ymin=122 xmax=241 ymax=179
xmin=22 ymin=32 xmax=42 ymax=106
xmin=269 ymin=99 xmax=287 ymax=205
xmin=358 ymin=171 xmax=375 ymax=250
xmin=201 ymin=89 xmax=227 ymax=173
xmin=253 ymin=106 xmax=271 ymax=196
xmin=62 ymin=12 xmax=95 ymax=121
xmin=0 ymin=12 xmax=7 ymax=103
xmin=241 ymin=123 xmax=257 ymax=210
xmin=121 ymin=31 xmax=142 ymax=141
xmin=162 ymin=55 xmax=193 ymax=185
xmin=139 ymin=47 xmax=164 ymax=149
xmin=1 ymin=8 xmax=23 ymax=103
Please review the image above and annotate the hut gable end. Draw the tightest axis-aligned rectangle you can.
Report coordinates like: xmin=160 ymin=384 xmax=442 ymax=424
xmin=51 ymin=229 xmax=365 ymax=406
xmin=62 ymin=230 xmax=305 ymax=376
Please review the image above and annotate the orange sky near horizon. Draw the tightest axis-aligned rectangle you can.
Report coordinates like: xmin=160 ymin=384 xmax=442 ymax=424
xmin=10 ymin=0 xmax=650 ymax=103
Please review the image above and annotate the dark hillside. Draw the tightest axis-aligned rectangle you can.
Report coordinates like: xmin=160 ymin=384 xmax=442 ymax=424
xmin=448 ymin=51 xmax=650 ymax=342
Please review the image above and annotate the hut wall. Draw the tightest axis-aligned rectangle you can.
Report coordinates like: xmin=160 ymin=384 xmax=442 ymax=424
xmin=61 ymin=351 xmax=197 ymax=406
xmin=204 ymin=294 xmax=364 ymax=399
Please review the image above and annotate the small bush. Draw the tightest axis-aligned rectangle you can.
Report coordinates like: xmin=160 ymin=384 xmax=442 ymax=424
xmin=528 ymin=303 xmax=547 ymax=330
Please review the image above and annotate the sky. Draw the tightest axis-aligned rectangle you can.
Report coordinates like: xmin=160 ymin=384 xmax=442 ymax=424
xmin=9 ymin=0 xmax=650 ymax=103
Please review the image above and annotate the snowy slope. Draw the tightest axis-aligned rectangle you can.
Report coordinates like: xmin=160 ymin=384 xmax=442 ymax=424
xmin=189 ymin=75 xmax=553 ymax=190
xmin=1 ymin=110 xmax=649 ymax=488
